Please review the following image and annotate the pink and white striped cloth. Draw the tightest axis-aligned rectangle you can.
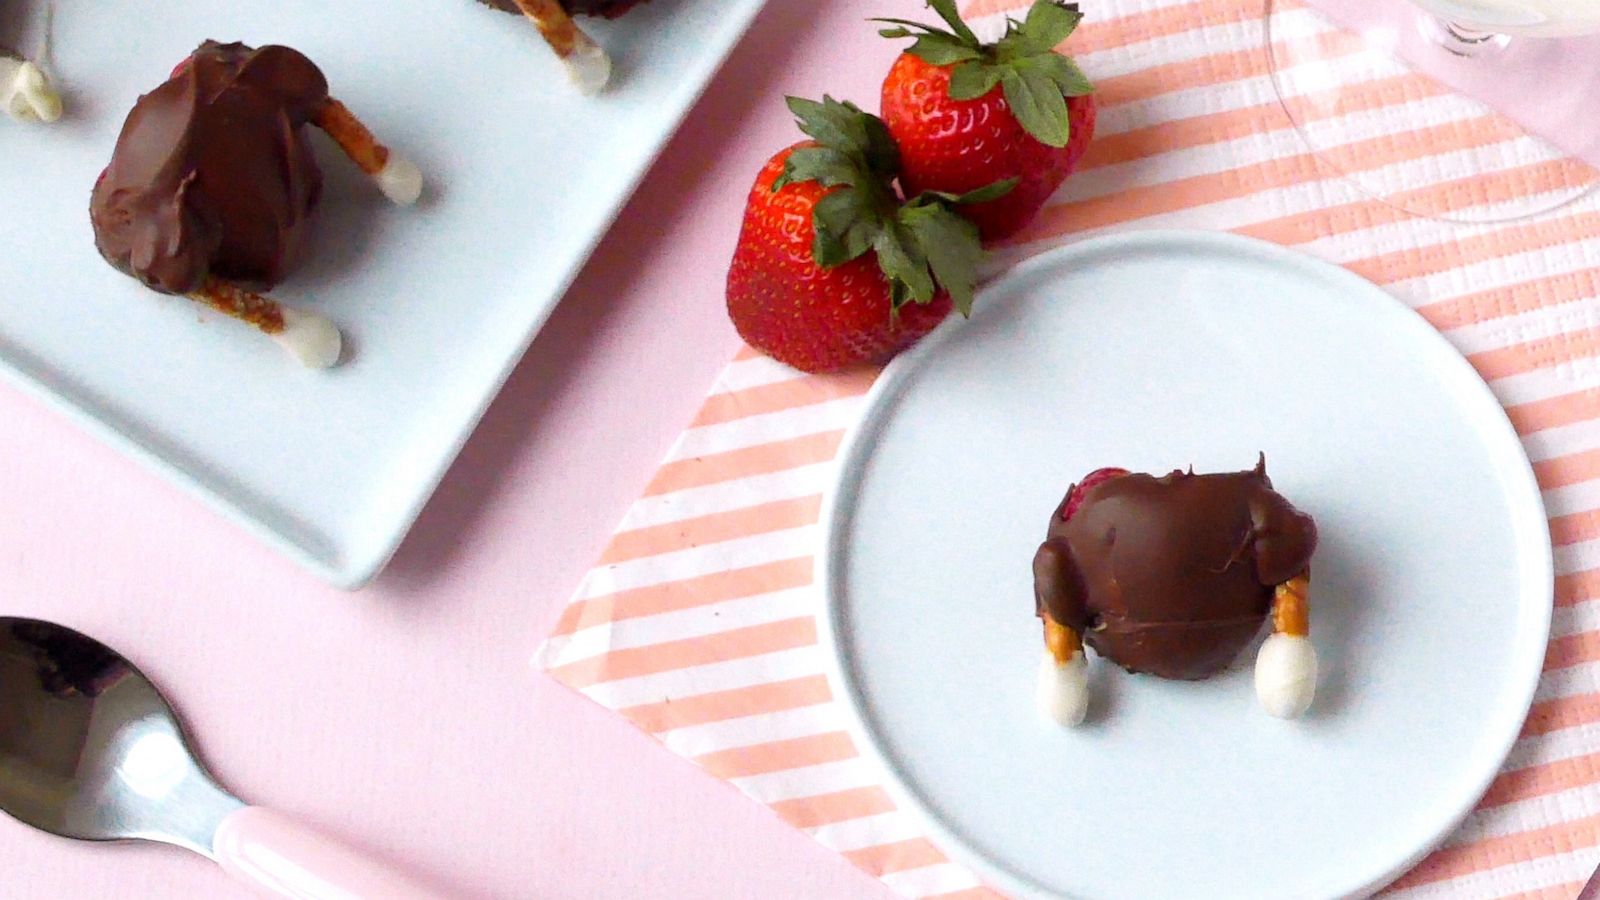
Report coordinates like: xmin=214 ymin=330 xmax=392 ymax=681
xmin=536 ymin=0 xmax=1600 ymax=895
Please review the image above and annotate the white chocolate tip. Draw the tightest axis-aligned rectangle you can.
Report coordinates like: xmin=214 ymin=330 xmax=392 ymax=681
xmin=376 ymin=155 xmax=423 ymax=206
xmin=565 ymin=37 xmax=612 ymax=96
xmin=1037 ymin=650 xmax=1089 ymax=727
xmin=272 ymin=307 xmax=343 ymax=369
xmin=1255 ymin=633 xmax=1318 ymax=719
xmin=3 ymin=60 xmax=63 ymax=123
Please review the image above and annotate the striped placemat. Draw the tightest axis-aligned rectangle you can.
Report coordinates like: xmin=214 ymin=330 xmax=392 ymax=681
xmin=536 ymin=0 xmax=1600 ymax=895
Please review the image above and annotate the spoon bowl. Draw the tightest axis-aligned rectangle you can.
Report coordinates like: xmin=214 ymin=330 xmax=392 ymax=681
xmin=0 ymin=618 xmax=240 ymax=855
xmin=0 ymin=617 xmax=446 ymax=899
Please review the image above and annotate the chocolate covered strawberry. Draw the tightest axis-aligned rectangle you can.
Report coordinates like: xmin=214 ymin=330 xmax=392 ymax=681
xmin=1033 ymin=460 xmax=1321 ymax=726
xmin=880 ymin=0 xmax=1096 ymax=242
xmin=726 ymin=97 xmax=1003 ymax=373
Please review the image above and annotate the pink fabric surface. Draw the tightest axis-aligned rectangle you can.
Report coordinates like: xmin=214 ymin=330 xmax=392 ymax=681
xmin=4 ymin=3 xmax=1599 ymax=900
xmin=0 ymin=2 xmax=906 ymax=897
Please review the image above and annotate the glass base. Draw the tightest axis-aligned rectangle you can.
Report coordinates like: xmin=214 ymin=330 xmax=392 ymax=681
xmin=1265 ymin=0 xmax=1600 ymax=224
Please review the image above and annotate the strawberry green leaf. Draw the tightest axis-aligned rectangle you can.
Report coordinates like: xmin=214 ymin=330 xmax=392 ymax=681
xmin=785 ymin=95 xmax=901 ymax=180
xmin=888 ymin=280 xmax=912 ymax=314
xmin=873 ymin=17 xmax=942 ymax=32
xmin=777 ymin=146 xmax=859 ymax=191
xmin=949 ymin=61 xmax=1004 ymax=100
xmin=907 ymin=33 xmax=984 ymax=66
xmin=1028 ymin=51 xmax=1094 ymax=97
xmin=812 ymin=221 xmax=847 ymax=270
xmin=1000 ymin=67 xmax=1071 ymax=147
xmin=994 ymin=2 xmax=1083 ymax=59
xmin=953 ymin=177 xmax=1019 ymax=204
xmin=874 ymin=223 xmax=937 ymax=306
xmin=1018 ymin=1 xmax=1083 ymax=53
xmin=912 ymin=178 xmax=1019 ymax=206
xmin=926 ymin=0 xmax=980 ymax=48
xmin=811 ymin=187 xmax=880 ymax=268
xmin=878 ymin=2 xmax=984 ymax=66
xmin=860 ymin=113 xmax=901 ymax=178
xmin=787 ymin=97 xmax=865 ymax=161
xmin=901 ymin=202 xmax=982 ymax=316
xmin=785 ymin=96 xmax=855 ymax=153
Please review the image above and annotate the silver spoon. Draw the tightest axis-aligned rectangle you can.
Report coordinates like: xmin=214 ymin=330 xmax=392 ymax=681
xmin=0 ymin=617 xmax=447 ymax=899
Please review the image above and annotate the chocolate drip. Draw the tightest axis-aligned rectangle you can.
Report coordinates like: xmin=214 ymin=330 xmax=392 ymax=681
xmin=90 ymin=42 xmax=329 ymax=296
xmin=1033 ymin=459 xmax=1317 ymax=680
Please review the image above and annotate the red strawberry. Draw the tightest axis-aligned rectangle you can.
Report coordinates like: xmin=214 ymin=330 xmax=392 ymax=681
xmin=879 ymin=0 xmax=1097 ymax=242
xmin=1057 ymin=467 xmax=1129 ymax=521
xmin=726 ymin=97 xmax=993 ymax=374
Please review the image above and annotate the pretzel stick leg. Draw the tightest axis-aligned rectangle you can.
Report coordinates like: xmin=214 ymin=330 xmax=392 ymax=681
xmin=189 ymin=278 xmax=343 ymax=369
xmin=1038 ymin=614 xmax=1089 ymax=726
xmin=1255 ymin=573 xmax=1317 ymax=718
xmin=510 ymin=0 xmax=613 ymax=95
xmin=313 ymin=99 xmax=423 ymax=206
xmin=1034 ymin=542 xmax=1090 ymax=726
xmin=1 ymin=54 xmax=61 ymax=123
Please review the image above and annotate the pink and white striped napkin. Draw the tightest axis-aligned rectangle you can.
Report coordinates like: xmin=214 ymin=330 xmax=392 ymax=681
xmin=537 ymin=0 xmax=1600 ymax=895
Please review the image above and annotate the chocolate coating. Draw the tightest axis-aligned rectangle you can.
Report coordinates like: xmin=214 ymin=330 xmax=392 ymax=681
xmin=1033 ymin=459 xmax=1317 ymax=680
xmin=478 ymin=0 xmax=652 ymax=19
xmin=90 ymin=41 xmax=329 ymax=296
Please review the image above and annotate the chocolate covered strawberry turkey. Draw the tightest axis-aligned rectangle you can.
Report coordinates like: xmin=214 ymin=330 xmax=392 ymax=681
xmin=1033 ymin=459 xmax=1322 ymax=725
xmin=91 ymin=41 xmax=424 ymax=368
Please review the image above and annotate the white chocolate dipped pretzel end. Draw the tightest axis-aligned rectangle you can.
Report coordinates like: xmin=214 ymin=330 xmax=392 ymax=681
xmin=508 ymin=0 xmax=613 ymax=94
xmin=1255 ymin=573 xmax=1318 ymax=719
xmin=1038 ymin=615 xmax=1090 ymax=727
xmin=190 ymin=279 xmax=343 ymax=369
xmin=0 ymin=51 xmax=61 ymax=123
xmin=314 ymin=98 xmax=424 ymax=206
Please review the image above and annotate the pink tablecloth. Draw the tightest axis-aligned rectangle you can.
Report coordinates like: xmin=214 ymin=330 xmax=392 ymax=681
xmin=3 ymin=2 xmax=1600 ymax=900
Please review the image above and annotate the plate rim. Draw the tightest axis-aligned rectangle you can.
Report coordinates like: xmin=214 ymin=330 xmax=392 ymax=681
xmin=814 ymin=228 xmax=1555 ymax=900
xmin=0 ymin=0 xmax=772 ymax=590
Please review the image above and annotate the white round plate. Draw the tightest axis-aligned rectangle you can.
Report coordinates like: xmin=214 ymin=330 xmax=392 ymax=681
xmin=818 ymin=231 xmax=1552 ymax=900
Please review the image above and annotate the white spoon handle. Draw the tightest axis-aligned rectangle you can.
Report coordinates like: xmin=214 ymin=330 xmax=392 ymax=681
xmin=213 ymin=806 xmax=448 ymax=900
